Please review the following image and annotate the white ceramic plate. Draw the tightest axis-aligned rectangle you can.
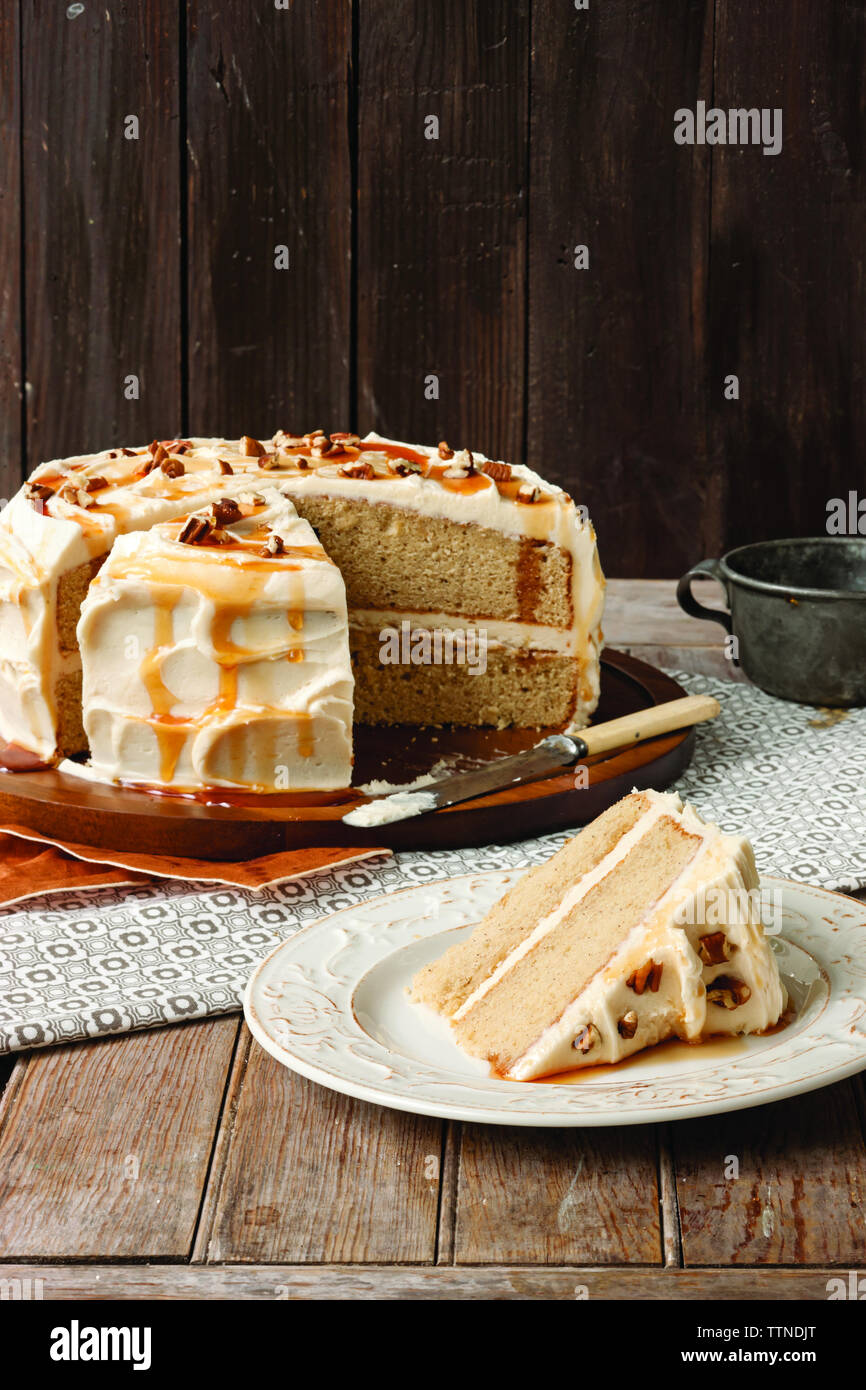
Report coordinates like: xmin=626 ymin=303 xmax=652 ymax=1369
xmin=243 ymin=871 xmax=866 ymax=1126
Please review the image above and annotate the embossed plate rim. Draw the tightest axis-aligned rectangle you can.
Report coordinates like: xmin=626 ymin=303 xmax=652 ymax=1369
xmin=243 ymin=872 xmax=866 ymax=1127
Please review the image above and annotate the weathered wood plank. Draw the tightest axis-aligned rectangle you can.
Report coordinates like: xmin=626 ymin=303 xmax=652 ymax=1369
xmin=604 ymin=578 xmax=728 ymax=650
xmin=529 ymin=0 xmax=717 ymax=576
xmin=21 ymin=0 xmax=181 ymax=466
xmin=357 ymin=0 xmax=528 ymax=459
xmin=710 ymin=2 xmax=866 ymax=550
xmin=454 ymin=1124 xmax=662 ymax=1264
xmin=0 ymin=1263 xmax=844 ymax=1300
xmin=201 ymin=1032 xmax=441 ymax=1264
xmin=674 ymin=1082 xmax=866 ymax=1266
xmin=0 ymin=1018 xmax=239 ymax=1259
xmin=0 ymin=2 xmax=22 ymax=501
xmin=186 ymin=0 xmax=351 ymax=438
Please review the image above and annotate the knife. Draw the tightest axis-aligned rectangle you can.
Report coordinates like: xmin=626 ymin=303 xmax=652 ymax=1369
xmin=342 ymin=694 xmax=720 ymax=827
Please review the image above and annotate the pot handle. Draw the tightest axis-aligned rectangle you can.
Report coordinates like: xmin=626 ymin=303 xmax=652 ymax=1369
xmin=676 ymin=558 xmax=732 ymax=634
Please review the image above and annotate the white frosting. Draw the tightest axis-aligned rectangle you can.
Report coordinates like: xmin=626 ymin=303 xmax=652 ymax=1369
xmin=77 ymin=489 xmax=353 ymax=792
xmin=444 ymin=790 xmax=787 ymax=1080
xmin=342 ymin=789 xmax=437 ymax=827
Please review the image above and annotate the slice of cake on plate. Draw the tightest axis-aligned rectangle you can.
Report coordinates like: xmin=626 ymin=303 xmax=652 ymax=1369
xmin=411 ymin=790 xmax=787 ymax=1080
xmin=77 ymin=488 xmax=353 ymax=792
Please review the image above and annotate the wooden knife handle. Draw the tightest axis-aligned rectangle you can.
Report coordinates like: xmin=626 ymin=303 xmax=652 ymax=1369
xmin=578 ymin=695 xmax=721 ymax=757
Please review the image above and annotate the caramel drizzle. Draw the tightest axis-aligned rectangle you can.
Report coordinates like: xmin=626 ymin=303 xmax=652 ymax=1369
xmin=136 ymin=567 xmax=312 ymax=782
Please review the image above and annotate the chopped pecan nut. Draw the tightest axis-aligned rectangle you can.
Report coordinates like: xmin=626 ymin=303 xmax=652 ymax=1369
xmin=218 ymin=458 xmax=234 ymax=475
xmin=393 ymin=457 xmax=424 ymax=476
xmin=706 ymin=975 xmax=752 ymax=1009
xmin=26 ymin=482 xmax=55 ymax=502
xmin=517 ymin=483 xmax=541 ymax=503
xmin=311 ymin=439 xmax=335 ymax=458
xmin=178 ymin=516 xmax=212 ymax=545
xmin=627 ymin=959 xmax=664 ymax=995
xmin=443 ymin=448 xmax=476 ymax=479
xmin=272 ymin=430 xmax=306 ymax=449
xmin=121 ymin=448 xmax=137 ymax=457
xmin=261 ymin=533 xmax=285 ymax=557
xmin=617 ymin=1010 xmax=639 ymax=1040
xmin=339 ymin=460 xmax=375 ymax=480
xmin=83 ymin=475 xmax=108 ymax=492
xmin=256 ymin=453 xmax=281 ymax=470
xmin=211 ymin=497 xmax=242 ymax=527
xmin=572 ymin=1023 xmax=600 ymax=1055
xmin=160 ymin=457 xmax=185 ymax=478
xmin=149 ymin=440 xmax=168 ymax=465
xmin=437 ymin=440 xmax=454 ymax=460
xmin=483 ymin=460 xmax=512 ymax=483
xmin=241 ymin=435 xmax=266 ymax=457
xmin=61 ymin=485 xmax=97 ymax=509
xmin=330 ymin=432 xmax=361 ymax=447
xmin=698 ymin=931 xmax=734 ymax=967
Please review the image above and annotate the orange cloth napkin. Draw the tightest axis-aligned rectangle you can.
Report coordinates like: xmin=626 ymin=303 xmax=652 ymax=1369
xmin=0 ymin=822 xmax=390 ymax=909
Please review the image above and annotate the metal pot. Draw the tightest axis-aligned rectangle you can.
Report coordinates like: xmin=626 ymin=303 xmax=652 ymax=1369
xmin=676 ymin=537 xmax=866 ymax=706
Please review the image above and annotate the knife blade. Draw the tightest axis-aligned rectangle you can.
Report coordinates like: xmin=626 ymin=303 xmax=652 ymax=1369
xmin=342 ymin=694 xmax=720 ymax=827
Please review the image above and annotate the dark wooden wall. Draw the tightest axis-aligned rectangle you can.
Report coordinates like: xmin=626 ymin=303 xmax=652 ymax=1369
xmin=1 ymin=0 xmax=863 ymax=577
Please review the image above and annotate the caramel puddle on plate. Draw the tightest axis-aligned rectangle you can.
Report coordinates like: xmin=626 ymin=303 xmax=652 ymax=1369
xmin=533 ymin=1014 xmax=796 ymax=1086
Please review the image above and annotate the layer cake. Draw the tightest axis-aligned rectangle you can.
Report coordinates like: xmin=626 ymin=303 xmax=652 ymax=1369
xmin=412 ymin=790 xmax=787 ymax=1079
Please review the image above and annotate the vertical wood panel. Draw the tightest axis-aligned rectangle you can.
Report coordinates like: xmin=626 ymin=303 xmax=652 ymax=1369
xmin=454 ymin=1124 xmax=663 ymax=1264
xmin=21 ymin=0 xmax=181 ymax=468
xmin=357 ymin=0 xmax=528 ymax=460
xmin=710 ymin=1 xmax=866 ymax=550
xmin=529 ymin=0 xmax=716 ymax=576
xmin=0 ymin=1019 xmax=238 ymax=1259
xmin=186 ymin=0 xmax=351 ymax=439
xmin=0 ymin=2 xmax=21 ymax=500
xmin=202 ymin=1045 xmax=441 ymax=1264
xmin=674 ymin=1085 xmax=866 ymax=1266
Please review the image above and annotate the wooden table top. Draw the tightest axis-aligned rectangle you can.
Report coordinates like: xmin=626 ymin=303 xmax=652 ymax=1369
xmin=0 ymin=579 xmax=863 ymax=1301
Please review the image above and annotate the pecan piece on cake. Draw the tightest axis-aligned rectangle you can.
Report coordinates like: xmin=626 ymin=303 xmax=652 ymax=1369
xmin=178 ymin=515 xmax=213 ymax=545
xmin=617 ymin=1010 xmax=639 ymax=1039
xmin=211 ymin=497 xmax=242 ymax=528
xmin=218 ymin=458 xmax=234 ymax=476
xmin=160 ymin=457 xmax=186 ymax=478
xmin=26 ymin=482 xmax=55 ymax=503
xmin=392 ymin=457 xmax=424 ymax=476
xmin=697 ymin=931 xmax=735 ymax=966
xmin=241 ymin=435 xmax=266 ymax=457
xmin=61 ymin=484 xmax=99 ymax=509
xmin=483 ymin=460 xmax=512 ymax=483
xmin=339 ymin=459 xmax=375 ymax=480
xmin=330 ymin=432 xmax=361 ymax=448
xmin=83 ymin=475 xmax=109 ymax=492
xmin=443 ymin=448 xmax=476 ymax=479
xmin=260 ymin=532 xmax=285 ymax=557
xmin=516 ymin=482 xmax=542 ymax=504
xmin=706 ymin=975 xmax=752 ymax=1010
xmin=627 ymin=959 xmax=663 ymax=995
xmin=572 ymin=1023 xmax=600 ymax=1055
xmin=437 ymin=440 xmax=454 ymax=460
xmin=256 ymin=453 xmax=282 ymax=470
xmin=310 ymin=438 xmax=335 ymax=458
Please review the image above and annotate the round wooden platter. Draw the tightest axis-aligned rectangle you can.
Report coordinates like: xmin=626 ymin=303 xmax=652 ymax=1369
xmin=0 ymin=651 xmax=696 ymax=860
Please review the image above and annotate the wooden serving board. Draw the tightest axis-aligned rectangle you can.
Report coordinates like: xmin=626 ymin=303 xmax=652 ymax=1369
xmin=0 ymin=651 xmax=695 ymax=859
